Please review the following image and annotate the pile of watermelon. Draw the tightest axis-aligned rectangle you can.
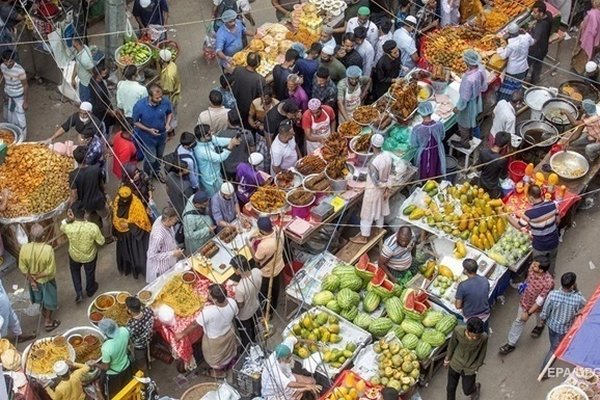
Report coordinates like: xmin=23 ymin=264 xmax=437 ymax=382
xmin=402 ymin=288 xmax=431 ymax=320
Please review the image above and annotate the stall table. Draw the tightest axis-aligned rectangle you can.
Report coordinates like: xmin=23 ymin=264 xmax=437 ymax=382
xmin=335 ymin=228 xmax=386 ymax=264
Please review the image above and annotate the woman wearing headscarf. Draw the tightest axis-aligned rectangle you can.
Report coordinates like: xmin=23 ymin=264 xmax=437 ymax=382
xmin=451 ymin=49 xmax=488 ymax=150
xmin=411 ymin=101 xmax=446 ymax=180
xmin=337 ymin=66 xmax=371 ymax=122
xmin=121 ymin=163 xmax=153 ymax=206
xmin=112 ymin=186 xmax=152 ymax=279
xmin=175 ymin=284 xmax=238 ymax=377
xmin=94 ymin=318 xmax=132 ymax=398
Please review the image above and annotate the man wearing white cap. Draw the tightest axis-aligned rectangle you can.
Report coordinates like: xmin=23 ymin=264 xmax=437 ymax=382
xmin=133 ymin=0 xmax=169 ymax=30
xmin=46 ymin=360 xmax=91 ymax=400
xmin=352 ymin=133 xmax=392 ymax=244
xmin=211 ymin=182 xmax=245 ymax=230
xmin=46 ymin=101 xmax=104 ymax=143
xmin=496 ymin=23 xmax=534 ymax=102
xmin=236 ymin=152 xmax=268 ymax=204
xmin=584 ymin=61 xmax=599 ymax=87
xmin=319 ymin=45 xmax=347 ymax=83
xmin=393 ymin=16 xmax=419 ymax=72
xmin=159 ymin=49 xmax=180 ymax=135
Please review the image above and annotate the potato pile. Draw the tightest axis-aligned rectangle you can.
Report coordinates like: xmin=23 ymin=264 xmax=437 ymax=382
xmin=0 ymin=144 xmax=73 ymax=218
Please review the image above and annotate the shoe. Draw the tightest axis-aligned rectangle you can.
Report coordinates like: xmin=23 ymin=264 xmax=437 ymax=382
xmin=499 ymin=343 xmax=515 ymax=355
xmin=531 ymin=325 xmax=545 ymax=338
xmin=75 ymin=294 xmax=83 ymax=303
xmin=451 ymin=140 xmax=470 ymax=149
xmin=87 ymin=282 xmax=99 ymax=297
xmin=470 ymin=383 xmax=481 ymax=400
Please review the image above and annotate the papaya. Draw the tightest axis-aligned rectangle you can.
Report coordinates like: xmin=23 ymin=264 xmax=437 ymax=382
xmin=403 ymin=205 xmax=416 ymax=215
xmin=479 ymin=220 xmax=487 ymax=234
xmin=497 ymin=218 xmax=506 ymax=234
xmin=409 ymin=208 xmax=425 ymax=220
xmin=471 ymin=234 xmax=482 ymax=249
xmin=467 ymin=217 xmax=475 ymax=230
xmin=439 ymin=265 xmax=454 ymax=279
xmin=460 ymin=230 xmax=470 ymax=240
xmin=486 ymin=231 xmax=495 ymax=247
xmin=423 ymin=180 xmax=438 ymax=192
xmin=488 ymin=198 xmax=504 ymax=208
xmin=458 ymin=217 xmax=468 ymax=231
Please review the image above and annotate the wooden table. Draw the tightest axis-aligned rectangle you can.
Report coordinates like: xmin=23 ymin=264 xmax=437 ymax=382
xmin=335 ymin=228 xmax=387 ymax=264
xmin=536 ymin=150 xmax=600 ymax=195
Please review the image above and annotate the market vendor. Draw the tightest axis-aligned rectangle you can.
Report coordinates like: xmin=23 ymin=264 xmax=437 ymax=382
xmin=46 ymin=101 xmax=104 ymax=144
xmin=411 ymin=101 xmax=446 ymax=180
xmin=271 ymin=119 xmax=301 ymax=174
xmin=215 ymin=10 xmax=247 ymax=69
xmin=237 ymin=152 xmax=267 ymax=204
xmin=183 ymin=191 xmax=215 ymax=253
xmin=373 ymin=40 xmax=401 ymax=99
xmin=377 ymin=227 xmax=415 ymax=281
xmin=261 ymin=336 xmax=322 ymax=400
xmin=46 ymin=360 xmax=91 ymax=400
xmin=393 ymin=15 xmax=419 ymax=73
xmin=211 ymin=182 xmax=246 ymax=231
xmin=337 ymin=66 xmax=371 ymax=122
xmin=95 ymin=318 xmax=132 ymax=398
xmin=351 ymin=134 xmax=392 ymax=244
xmin=489 ymin=96 xmax=516 ymax=148
xmin=318 ymin=45 xmax=347 ymax=83
xmin=561 ymin=99 xmax=600 ymax=162
xmin=495 ymin=23 xmax=534 ymax=102
xmin=252 ymin=217 xmax=285 ymax=313
xmin=451 ymin=49 xmax=488 ymax=150
xmin=478 ymin=131 xmax=510 ymax=199
xmin=301 ymin=98 xmax=336 ymax=154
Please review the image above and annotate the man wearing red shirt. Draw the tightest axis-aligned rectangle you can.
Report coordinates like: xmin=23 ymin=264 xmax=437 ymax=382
xmin=301 ymin=98 xmax=336 ymax=154
xmin=499 ymin=256 xmax=554 ymax=355
xmin=112 ymin=122 xmax=138 ymax=179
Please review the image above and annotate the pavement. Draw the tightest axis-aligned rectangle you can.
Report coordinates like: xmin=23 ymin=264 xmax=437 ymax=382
xmin=2 ymin=1 xmax=600 ymax=398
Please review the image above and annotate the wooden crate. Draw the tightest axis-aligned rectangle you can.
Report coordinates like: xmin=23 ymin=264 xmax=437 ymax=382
xmin=0 ymin=213 xmax=67 ymax=258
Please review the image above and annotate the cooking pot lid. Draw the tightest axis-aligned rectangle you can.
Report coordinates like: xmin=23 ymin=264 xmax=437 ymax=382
xmin=525 ymin=88 xmax=554 ymax=110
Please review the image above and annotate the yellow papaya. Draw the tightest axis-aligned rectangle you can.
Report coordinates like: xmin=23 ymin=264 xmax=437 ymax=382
xmin=439 ymin=265 xmax=454 ymax=279
xmin=409 ymin=208 xmax=425 ymax=220
xmin=488 ymin=199 xmax=504 ymax=208
xmin=458 ymin=217 xmax=468 ymax=231
xmin=486 ymin=231 xmax=495 ymax=247
xmin=479 ymin=220 xmax=488 ymax=234
xmin=497 ymin=218 xmax=506 ymax=235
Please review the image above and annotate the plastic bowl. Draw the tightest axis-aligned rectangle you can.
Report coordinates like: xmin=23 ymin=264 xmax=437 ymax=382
xmin=67 ymin=334 xmax=83 ymax=347
xmin=182 ymin=271 xmax=197 ymax=284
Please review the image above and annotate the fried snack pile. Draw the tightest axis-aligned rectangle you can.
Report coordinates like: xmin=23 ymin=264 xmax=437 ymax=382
xmin=155 ymin=276 xmax=205 ymax=317
xmin=250 ymin=186 xmax=286 ymax=212
xmin=296 ymin=154 xmax=326 ymax=175
xmin=276 ymin=170 xmax=296 ymax=189
xmin=389 ymin=80 xmax=419 ymax=119
xmin=288 ymin=189 xmax=314 ymax=206
xmin=0 ymin=144 xmax=72 ymax=218
xmin=0 ymin=129 xmax=14 ymax=144
xmin=353 ymin=134 xmax=373 ymax=153
xmin=305 ymin=173 xmax=330 ymax=191
xmin=200 ymin=241 xmax=219 ymax=258
xmin=353 ymin=106 xmax=380 ymax=125
xmin=286 ymin=27 xmax=320 ymax=48
xmin=27 ymin=339 xmax=70 ymax=375
xmin=102 ymin=302 xmax=130 ymax=326
xmin=322 ymin=131 xmax=348 ymax=162
xmin=326 ymin=158 xmax=351 ymax=180
xmin=338 ymin=120 xmax=362 ymax=137
xmin=230 ymin=24 xmax=291 ymax=76
xmin=72 ymin=336 xmax=102 ymax=363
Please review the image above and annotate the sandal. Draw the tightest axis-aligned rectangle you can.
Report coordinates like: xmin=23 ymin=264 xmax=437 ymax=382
xmin=531 ymin=325 xmax=544 ymax=338
xmin=498 ymin=343 xmax=515 ymax=355
xmin=45 ymin=320 xmax=61 ymax=332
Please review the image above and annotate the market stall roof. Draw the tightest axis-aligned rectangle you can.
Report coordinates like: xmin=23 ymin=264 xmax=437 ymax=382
xmin=555 ymin=283 xmax=600 ymax=369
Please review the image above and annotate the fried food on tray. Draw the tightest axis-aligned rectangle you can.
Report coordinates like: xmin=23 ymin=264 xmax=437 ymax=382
xmin=287 ymin=189 xmax=314 ymax=206
xmin=27 ymin=339 xmax=70 ymax=375
xmin=305 ymin=173 xmax=330 ymax=191
xmin=250 ymin=187 xmax=286 ymax=213
xmin=71 ymin=335 xmax=102 ymax=363
xmin=101 ymin=302 xmax=130 ymax=326
xmin=338 ymin=120 xmax=362 ymax=137
xmin=155 ymin=275 xmax=205 ymax=317
xmin=326 ymin=158 xmax=351 ymax=180
xmin=322 ymin=131 xmax=348 ymax=162
xmin=0 ymin=129 xmax=14 ymax=144
xmin=296 ymin=154 xmax=326 ymax=175
xmin=200 ymin=241 xmax=219 ymax=258
xmin=276 ymin=170 xmax=296 ymax=189
xmin=389 ymin=80 xmax=419 ymax=119
xmin=353 ymin=133 xmax=373 ymax=153
xmin=218 ymin=226 xmax=237 ymax=243
xmin=353 ymin=106 xmax=380 ymax=125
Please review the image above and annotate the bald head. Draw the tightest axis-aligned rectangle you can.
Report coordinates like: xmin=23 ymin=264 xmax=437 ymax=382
xmin=396 ymin=226 xmax=413 ymax=247
xmin=30 ymin=223 xmax=44 ymax=242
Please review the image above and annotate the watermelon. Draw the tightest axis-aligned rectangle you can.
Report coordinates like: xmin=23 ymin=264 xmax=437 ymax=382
xmin=402 ymin=289 xmax=430 ymax=320
xmin=371 ymin=268 xmax=386 ymax=285
xmin=313 ymin=291 xmax=335 ymax=306
xmin=435 ymin=315 xmax=458 ymax=335
xmin=326 ymin=300 xmax=341 ymax=313
xmin=355 ymin=262 xmax=378 ymax=281
xmin=401 ymin=318 xmax=425 ymax=338
xmin=368 ymin=317 xmax=394 ymax=337
xmin=363 ymin=292 xmax=381 ymax=313
xmin=338 ymin=288 xmax=357 ymax=309
xmin=392 ymin=284 xmax=404 ymax=297
xmin=353 ymin=312 xmax=374 ymax=330
xmin=401 ymin=333 xmax=419 ymax=350
xmin=422 ymin=310 xmax=444 ymax=327
xmin=367 ymin=281 xmax=394 ymax=299
xmin=339 ymin=274 xmax=364 ymax=291
xmin=392 ymin=324 xmax=406 ymax=339
xmin=321 ymin=275 xmax=340 ymax=292
xmin=422 ymin=328 xmax=446 ymax=347
xmin=416 ymin=341 xmax=432 ymax=360
xmin=340 ymin=306 xmax=358 ymax=322
xmin=332 ymin=264 xmax=357 ymax=276
xmin=385 ymin=297 xmax=404 ymax=324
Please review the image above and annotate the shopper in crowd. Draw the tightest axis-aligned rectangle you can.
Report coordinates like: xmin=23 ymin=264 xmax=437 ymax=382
xmin=440 ymin=0 xmax=460 ymax=26
xmin=378 ymin=226 xmax=415 ymax=281
xmin=47 ymin=360 xmax=90 ymax=400
xmin=489 ymin=95 xmax=517 ymax=148
xmin=116 ymin=65 xmax=147 ymax=119
xmin=393 ymin=15 xmax=419 ymax=73
xmin=351 ymin=134 xmax=392 ymax=244
xmin=0 ymin=50 xmax=28 ymax=135
xmin=112 ymin=186 xmax=151 ymax=279
xmin=175 ymin=131 xmax=200 ymax=191
xmin=451 ymin=49 xmax=488 ymax=149
xmin=176 ymin=284 xmax=239 ymax=378
xmin=252 ymin=217 xmax=285 ymax=313
xmin=198 ymin=90 xmax=231 ymax=134
xmin=125 ymin=296 xmax=155 ymax=351
xmin=214 ymin=74 xmax=237 ymax=110
xmin=373 ymin=40 xmax=401 ymax=99
xmin=527 ymin=1 xmax=552 ymax=84
xmin=311 ymin=67 xmax=338 ymax=109
xmin=296 ymin=42 xmax=322 ymax=97
xmin=496 ymin=23 xmax=534 ymax=102
xmin=249 ymin=86 xmax=279 ymax=169
xmin=231 ymin=255 xmax=262 ymax=347
xmin=165 ymin=159 xmax=195 ymax=216
xmin=132 ymin=0 xmax=169 ymax=29
xmin=415 ymin=0 xmax=440 ymax=34
xmin=499 ymin=256 xmax=554 ymax=355
xmin=193 ymin=123 xmax=241 ymax=196
xmin=111 ymin=119 xmax=138 ymax=180
xmin=318 ymin=45 xmax=347 ymax=83
xmin=445 ymin=317 xmax=487 ymax=400
xmin=146 ymin=207 xmax=184 ymax=283
xmin=236 ymin=152 xmax=267 ymax=204
xmin=217 ymin=110 xmax=256 ymax=181
xmin=319 ymin=26 xmax=336 ymax=49
xmin=131 ymin=84 xmax=173 ymax=180
xmin=158 ymin=49 xmax=181 ymax=136
xmin=89 ymin=64 xmax=116 ymax=137
xmin=345 ymin=6 xmax=378 ymax=47
xmin=264 ymin=99 xmax=300 ymax=138
xmin=183 ymin=191 xmax=215 ymax=253
xmin=411 ymin=101 xmax=446 ymax=180
xmin=18 ymin=223 xmax=60 ymax=332
xmin=339 ymin=33 xmax=364 ymax=69
xmin=562 ymin=99 xmax=600 ymax=162
xmin=47 ymin=101 xmax=104 ymax=143
xmin=122 ymin=163 xmax=153 ymax=205
xmin=478 ymin=131 xmax=510 ymax=199
xmin=0 ymin=279 xmax=35 ymax=341
xmin=374 ymin=19 xmax=394 ymax=65
xmin=95 ymin=318 xmax=132 ymax=398
xmin=353 ymin=27 xmax=375 ymax=77
xmin=572 ymin=0 xmax=600 ymax=72
xmin=456 ymin=259 xmax=490 ymax=329
xmin=302 ymin=98 xmax=336 ymax=154
xmin=271 ymin=119 xmax=301 ymax=174
xmin=273 ymin=48 xmax=299 ymax=100
xmin=231 ymin=52 xmax=266 ymax=126
xmin=540 ymin=272 xmax=586 ymax=374
xmin=287 ymin=73 xmax=309 ymax=112
xmin=72 ymin=37 xmax=94 ymax=103
xmin=511 ymin=185 xmax=560 ymax=275
xmin=61 ymin=201 xmax=104 ymax=303
xmin=210 ymin=182 xmax=241 ymax=231
xmin=337 ymin=66 xmax=370 ymax=122
xmin=78 ymin=128 xmax=106 ymax=174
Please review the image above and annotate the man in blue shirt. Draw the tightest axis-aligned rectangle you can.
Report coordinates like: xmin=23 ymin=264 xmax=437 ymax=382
xmin=133 ymin=0 xmax=169 ymax=28
xmin=296 ymin=42 xmax=322 ymax=97
xmin=456 ymin=258 xmax=491 ymax=330
xmin=131 ymin=84 xmax=173 ymax=180
xmin=215 ymin=9 xmax=246 ymax=68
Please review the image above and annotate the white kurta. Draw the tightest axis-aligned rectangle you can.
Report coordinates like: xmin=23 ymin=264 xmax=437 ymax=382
xmin=360 ymin=152 xmax=393 ymax=222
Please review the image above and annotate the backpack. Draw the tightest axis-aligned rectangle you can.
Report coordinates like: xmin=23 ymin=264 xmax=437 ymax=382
xmin=164 ymin=145 xmax=195 ymax=174
xmin=174 ymin=209 xmax=202 ymax=245
xmin=213 ymin=0 xmax=240 ymax=32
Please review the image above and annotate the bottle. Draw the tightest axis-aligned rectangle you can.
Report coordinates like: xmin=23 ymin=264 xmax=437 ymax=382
xmin=547 ymin=173 xmax=559 ymax=198
xmin=523 ymin=163 xmax=534 ymax=195
xmin=556 ymin=185 xmax=567 ymax=201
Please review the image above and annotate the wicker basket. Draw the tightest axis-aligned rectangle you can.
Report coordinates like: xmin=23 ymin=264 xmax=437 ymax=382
xmin=181 ymin=383 xmax=219 ymax=400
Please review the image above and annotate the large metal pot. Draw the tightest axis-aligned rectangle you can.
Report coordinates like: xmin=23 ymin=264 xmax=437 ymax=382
xmin=550 ymin=150 xmax=589 ymax=180
xmin=524 ymin=87 xmax=555 ymax=120
xmin=0 ymin=123 xmax=24 ymax=143
xmin=518 ymin=120 xmax=559 ymax=148
xmin=542 ymin=98 xmax=578 ymax=127
xmin=558 ymin=80 xmax=599 ymax=103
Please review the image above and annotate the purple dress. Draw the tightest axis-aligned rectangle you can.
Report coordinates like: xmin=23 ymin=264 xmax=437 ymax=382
xmin=236 ymin=163 xmax=265 ymax=204
xmin=411 ymin=120 xmax=446 ymax=180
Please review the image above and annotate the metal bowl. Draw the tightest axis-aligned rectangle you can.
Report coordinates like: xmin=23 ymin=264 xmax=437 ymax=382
xmin=524 ymin=87 xmax=554 ymax=111
xmin=0 ymin=123 xmax=24 ymax=144
xmin=542 ymin=98 xmax=578 ymax=126
xmin=559 ymin=80 xmax=598 ymax=103
xmin=275 ymin=170 xmax=303 ymax=190
xmin=518 ymin=120 xmax=559 ymax=147
xmin=550 ymin=151 xmax=589 ymax=180
xmin=417 ymin=81 xmax=434 ymax=102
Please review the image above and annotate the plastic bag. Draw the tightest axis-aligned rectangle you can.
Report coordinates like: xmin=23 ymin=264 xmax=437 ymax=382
xmin=124 ymin=14 xmax=137 ymax=42
xmin=203 ymin=25 xmax=217 ymax=62
xmin=147 ymin=24 xmax=167 ymax=42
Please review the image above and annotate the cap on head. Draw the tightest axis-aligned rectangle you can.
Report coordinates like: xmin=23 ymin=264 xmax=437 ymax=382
xmin=248 ymin=152 xmax=264 ymax=166
xmin=358 ymin=6 xmax=370 ymax=15
xmin=53 ymin=361 xmax=69 ymax=376
xmin=417 ymin=101 xmax=434 ymax=116
xmin=308 ymin=98 xmax=322 ymax=111
xmin=586 ymin=61 xmax=598 ymax=73
xmin=405 ymin=15 xmax=417 ymax=25
xmin=193 ymin=190 xmax=210 ymax=203
xmin=371 ymin=133 xmax=384 ymax=148
xmin=221 ymin=9 xmax=237 ymax=22
xmin=463 ymin=49 xmax=481 ymax=66
xmin=139 ymin=0 xmax=151 ymax=7
xmin=346 ymin=65 xmax=362 ymax=78
xmin=322 ymin=45 xmax=335 ymax=55
xmin=159 ymin=49 xmax=172 ymax=62
xmin=257 ymin=216 xmax=273 ymax=233
xmin=582 ymin=99 xmax=597 ymax=115
xmin=79 ymin=101 xmax=93 ymax=112
xmin=221 ymin=182 xmax=235 ymax=196
xmin=118 ymin=185 xmax=132 ymax=199
xmin=507 ymin=23 xmax=519 ymax=34
xmin=98 ymin=318 xmax=118 ymax=338
xmin=275 ymin=344 xmax=291 ymax=359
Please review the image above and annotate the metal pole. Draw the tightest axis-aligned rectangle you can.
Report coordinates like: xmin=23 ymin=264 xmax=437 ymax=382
xmin=105 ymin=0 xmax=126 ymax=60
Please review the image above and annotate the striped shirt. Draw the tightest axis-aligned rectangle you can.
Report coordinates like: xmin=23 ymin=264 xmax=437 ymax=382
xmin=541 ymin=289 xmax=586 ymax=334
xmin=519 ymin=200 xmax=559 ymax=251
xmin=0 ymin=63 xmax=25 ymax=97
xmin=381 ymin=233 xmax=414 ymax=271
xmin=146 ymin=217 xmax=179 ymax=283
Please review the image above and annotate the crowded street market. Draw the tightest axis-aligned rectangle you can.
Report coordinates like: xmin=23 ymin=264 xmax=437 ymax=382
xmin=0 ymin=0 xmax=599 ymax=398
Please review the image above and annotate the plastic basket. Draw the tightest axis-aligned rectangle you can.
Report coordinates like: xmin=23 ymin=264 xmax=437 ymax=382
xmin=230 ymin=348 xmax=262 ymax=397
